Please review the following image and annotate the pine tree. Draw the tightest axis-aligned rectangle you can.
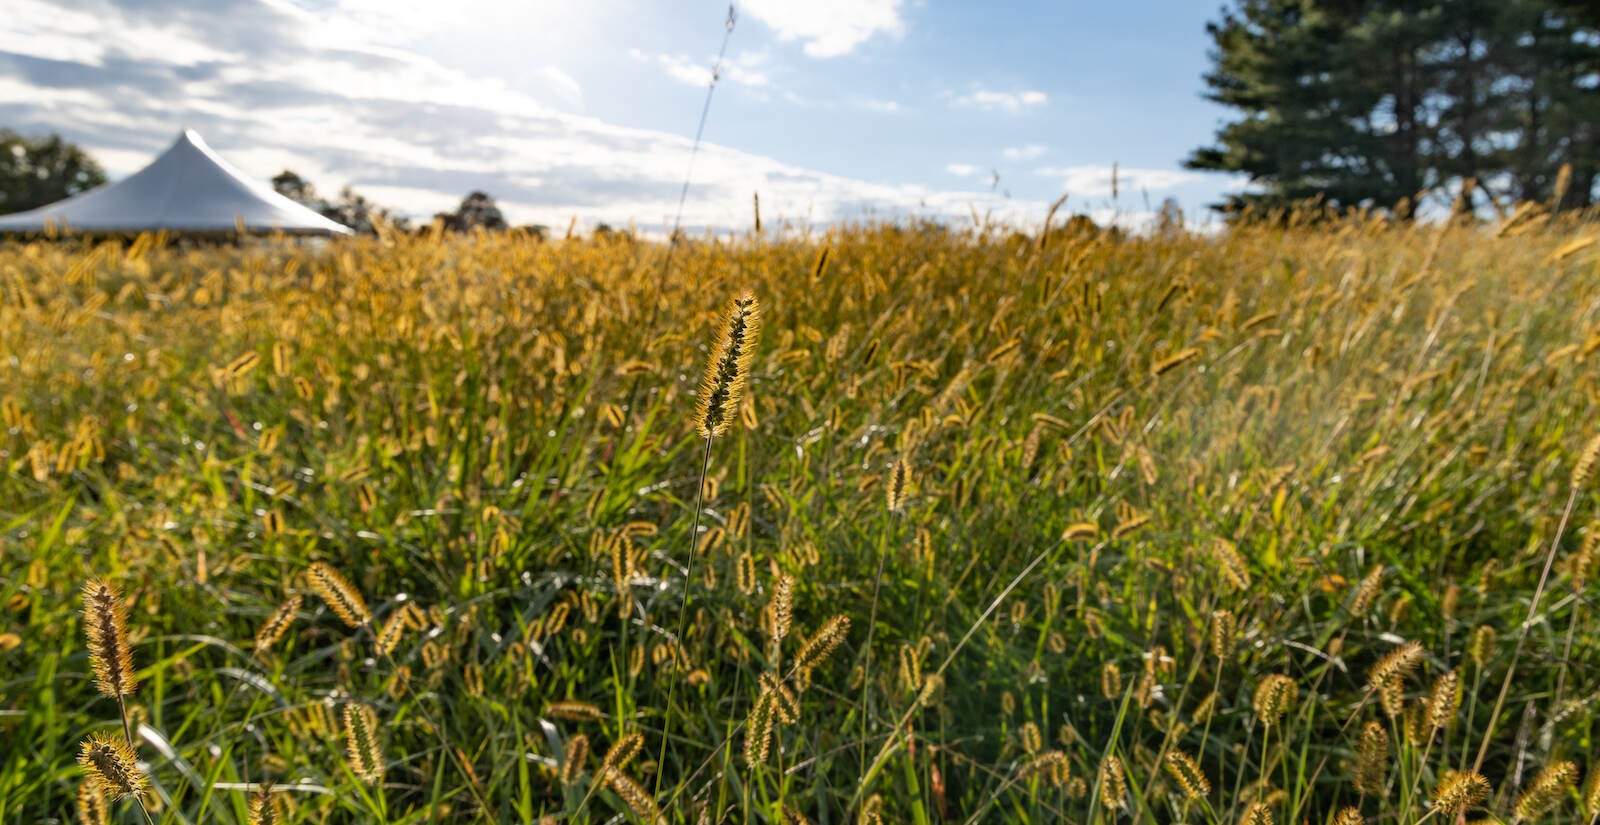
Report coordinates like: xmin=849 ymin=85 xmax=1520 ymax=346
xmin=1189 ymin=0 xmax=1600 ymax=218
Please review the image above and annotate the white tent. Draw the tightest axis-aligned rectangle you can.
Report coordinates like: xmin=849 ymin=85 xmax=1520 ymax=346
xmin=0 ymin=130 xmax=352 ymax=235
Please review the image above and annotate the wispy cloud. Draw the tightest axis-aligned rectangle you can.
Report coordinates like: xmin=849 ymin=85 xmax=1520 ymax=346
xmin=737 ymin=0 xmax=906 ymax=58
xmin=1001 ymin=144 xmax=1047 ymax=161
xmin=1033 ymin=165 xmax=1208 ymax=197
xmin=945 ymin=163 xmax=978 ymax=177
xmin=629 ymin=48 xmax=772 ymax=89
xmin=949 ymin=87 xmax=1048 ymax=113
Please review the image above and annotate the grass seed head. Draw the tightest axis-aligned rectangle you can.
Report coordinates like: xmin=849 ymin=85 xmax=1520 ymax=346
xmin=601 ymin=732 xmax=644 ymax=774
xmin=1353 ymin=721 xmax=1388 ymax=797
xmin=744 ymin=690 xmax=776 ymax=766
xmin=1210 ymin=609 xmax=1237 ymax=661
xmin=1432 ymin=770 xmax=1490 ymax=817
xmin=1572 ymin=432 xmax=1600 ymax=489
xmin=78 ymin=732 xmax=145 ymax=801
xmin=1240 ymin=801 xmax=1274 ymax=825
xmin=603 ymin=766 xmax=664 ymax=824
xmin=82 ymin=579 xmax=137 ymax=699
xmin=561 ymin=733 xmax=589 ymax=785
xmin=794 ymin=615 xmax=849 ymax=682
xmin=342 ymin=703 xmax=384 ymax=784
xmin=1253 ymin=674 xmax=1298 ymax=727
xmin=886 ymin=457 xmax=910 ymax=513
xmin=546 ymin=700 xmax=604 ymax=722
xmin=1427 ymin=669 xmax=1460 ymax=730
xmin=769 ymin=574 xmax=793 ymax=646
xmin=1331 ymin=808 xmax=1363 ymax=825
xmin=308 ymin=562 xmax=371 ymax=628
xmin=1514 ymin=760 xmax=1578 ymax=821
xmin=695 ymin=291 xmax=761 ymax=439
xmin=375 ymin=611 xmax=407 ymax=656
xmin=254 ymin=595 xmax=301 ymax=655
xmin=1098 ymin=754 xmax=1127 ymax=810
xmin=1366 ymin=641 xmax=1424 ymax=692
xmin=77 ymin=782 xmax=110 ymax=825
xmin=1164 ymin=750 xmax=1211 ymax=800
xmin=1100 ymin=662 xmax=1123 ymax=699
xmin=248 ymin=784 xmax=279 ymax=825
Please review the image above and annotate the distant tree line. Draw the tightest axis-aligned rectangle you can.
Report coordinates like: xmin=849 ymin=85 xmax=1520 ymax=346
xmin=1189 ymin=0 xmax=1600 ymax=219
xmin=271 ymin=171 xmax=527 ymax=236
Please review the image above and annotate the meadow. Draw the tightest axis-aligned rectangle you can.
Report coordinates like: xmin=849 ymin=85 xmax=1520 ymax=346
xmin=3 ymin=213 xmax=1600 ymax=824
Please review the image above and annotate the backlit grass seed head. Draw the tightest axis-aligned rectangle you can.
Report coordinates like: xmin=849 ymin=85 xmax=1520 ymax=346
xmin=249 ymin=785 xmax=279 ymax=825
xmin=1098 ymin=754 xmax=1128 ymax=810
xmin=1367 ymin=641 xmax=1424 ymax=692
xmin=1164 ymin=750 xmax=1211 ymax=799
xmin=1253 ymin=674 xmax=1297 ymax=727
xmin=1353 ymin=721 xmax=1389 ymax=797
xmin=1019 ymin=721 xmax=1042 ymax=755
xmin=760 ymin=672 xmax=801 ymax=724
xmin=744 ymin=690 xmax=776 ymax=765
xmin=1331 ymin=808 xmax=1363 ymax=825
xmin=769 ymin=574 xmax=793 ymax=645
xmin=255 ymin=595 xmax=301 ymax=654
xmin=82 ymin=579 xmax=137 ymax=699
xmin=78 ymin=732 xmax=146 ymax=801
xmin=1210 ymin=609 xmax=1237 ymax=661
xmin=1240 ymin=802 xmax=1274 ymax=825
xmin=1432 ymin=770 xmax=1490 ymax=817
xmin=1023 ymin=750 xmax=1069 ymax=786
xmin=375 ymin=612 xmax=406 ymax=656
xmin=561 ymin=733 xmax=589 ymax=785
xmin=603 ymin=767 xmax=664 ymax=824
xmin=1572 ymin=432 xmax=1600 ymax=489
xmin=77 ymin=782 xmax=109 ymax=825
xmin=1470 ymin=625 xmax=1497 ymax=668
xmin=794 ymin=615 xmax=849 ymax=680
xmin=915 ymin=673 xmax=943 ymax=709
xmin=1100 ymin=662 xmax=1123 ymax=699
xmin=308 ymin=562 xmax=370 ymax=628
xmin=1427 ymin=669 xmax=1460 ymax=730
xmin=695 ymin=291 xmax=761 ymax=439
xmin=547 ymin=700 xmax=603 ymax=722
xmin=1514 ymin=760 xmax=1577 ymax=821
xmin=1351 ymin=565 xmax=1384 ymax=616
xmin=886 ymin=457 xmax=910 ymax=513
xmin=1211 ymin=538 xmax=1251 ymax=590
xmin=1584 ymin=761 xmax=1600 ymax=817
xmin=1151 ymin=347 xmax=1201 ymax=377
xmin=601 ymin=733 xmax=644 ymax=773
xmin=342 ymin=703 xmax=383 ymax=783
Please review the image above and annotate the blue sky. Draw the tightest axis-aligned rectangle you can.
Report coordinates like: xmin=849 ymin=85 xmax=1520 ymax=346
xmin=0 ymin=0 xmax=1245 ymax=232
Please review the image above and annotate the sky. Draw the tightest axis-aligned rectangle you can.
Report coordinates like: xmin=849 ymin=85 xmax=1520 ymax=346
xmin=0 ymin=0 xmax=1247 ymax=234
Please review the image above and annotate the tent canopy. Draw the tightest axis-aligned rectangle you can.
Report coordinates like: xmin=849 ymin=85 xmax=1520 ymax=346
xmin=0 ymin=130 xmax=352 ymax=235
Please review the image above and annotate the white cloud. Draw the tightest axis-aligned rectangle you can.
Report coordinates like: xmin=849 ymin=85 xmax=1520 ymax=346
xmin=1033 ymin=165 xmax=1208 ymax=197
xmin=738 ymin=0 xmax=906 ymax=58
xmin=946 ymin=163 xmax=978 ymax=177
xmin=950 ymin=88 xmax=1048 ymax=113
xmin=1001 ymin=144 xmax=1047 ymax=161
xmin=0 ymin=0 xmax=1061 ymax=233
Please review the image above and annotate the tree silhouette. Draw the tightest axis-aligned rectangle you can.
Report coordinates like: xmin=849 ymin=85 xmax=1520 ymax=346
xmin=0 ymin=130 xmax=107 ymax=214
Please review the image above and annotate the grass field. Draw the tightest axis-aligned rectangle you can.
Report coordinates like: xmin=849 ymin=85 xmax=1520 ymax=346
xmin=4 ymin=215 xmax=1600 ymax=824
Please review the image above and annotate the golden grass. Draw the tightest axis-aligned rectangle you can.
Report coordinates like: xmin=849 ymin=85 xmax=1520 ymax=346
xmin=7 ymin=215 xmax=1600 ymax=822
